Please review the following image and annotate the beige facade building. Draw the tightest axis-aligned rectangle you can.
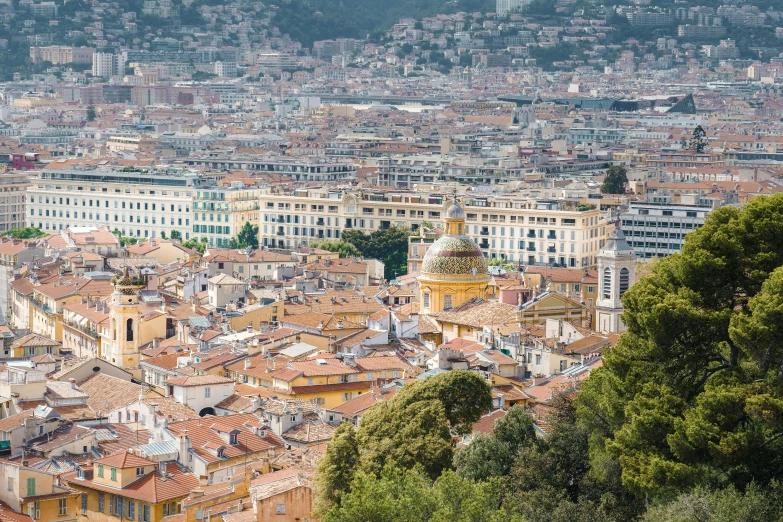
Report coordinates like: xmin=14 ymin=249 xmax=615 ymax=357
xmin=258 ymin=188 xmax=608 ymax=269
xmin=29 ymin=45 xmax=95 ymax=64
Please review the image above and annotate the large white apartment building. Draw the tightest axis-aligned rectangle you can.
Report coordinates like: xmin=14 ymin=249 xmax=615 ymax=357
xmin=258 ymin=188 xmax=608 ymax=268
xmin=25 ymin=164 xmax=220 ymax=240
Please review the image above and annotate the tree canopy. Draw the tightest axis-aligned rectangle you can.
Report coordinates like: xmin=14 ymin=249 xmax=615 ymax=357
xmin=342 ymin=225 xmax=410 ymax=280
xmin=316 ymin=193 xmax=783 ymax=522
xmin=309 ymin=239 xmax=361 ymax=258
xmin=228 ymin=222 xmax=259 ymax=249
xmin=577 ymin=193 xmax=783 ymax=500
xmin=2 ymin=227 xmax=47 ymax=239
xmin=690 ymin=125 xmax=707 ymax=153
xmin=601 ymin=165 xmax=628 ymax=195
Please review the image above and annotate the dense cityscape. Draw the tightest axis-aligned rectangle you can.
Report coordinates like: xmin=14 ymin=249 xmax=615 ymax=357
xmin=0 ymin=0 xmax=782 ymax=520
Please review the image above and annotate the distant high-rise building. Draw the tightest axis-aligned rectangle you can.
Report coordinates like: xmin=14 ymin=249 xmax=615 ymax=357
xmin=497 ymin=0 xmax=531 ymax=17
xmin=214 ymin=61 xmax=237 ymax=78
xmin=92 ymin=53 xmax=124 ymax=78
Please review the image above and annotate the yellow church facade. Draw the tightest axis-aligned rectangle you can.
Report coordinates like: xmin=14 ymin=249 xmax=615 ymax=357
xmin=419 ymin=202 xmax=491 ymax=314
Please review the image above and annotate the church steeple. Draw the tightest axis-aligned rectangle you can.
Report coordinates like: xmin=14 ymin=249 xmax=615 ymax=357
xmin=595 ymin=223 xmax=637 ymax=333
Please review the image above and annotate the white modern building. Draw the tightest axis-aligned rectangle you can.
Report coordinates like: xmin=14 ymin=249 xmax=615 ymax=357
xmin=92 ymin=52 xmax=125 ymax=78
xmin=620 ymin=201 xmax=713 ymax=259
xmin=497 ymin=0 xmax=532 ymax=16
xmin=25 ymin=165 xmax=219 ymax=240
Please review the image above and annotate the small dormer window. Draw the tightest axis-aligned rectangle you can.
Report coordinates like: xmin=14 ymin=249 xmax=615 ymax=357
xmin=229 ymin=433 xmax=238 ymax=445
xmin=217 ymin=447 xmax=224 ymax=458
xmin=290 ymin=415 xmax=296 ymax=423
xmin=136 ymin=467 xmax=144 ymax=476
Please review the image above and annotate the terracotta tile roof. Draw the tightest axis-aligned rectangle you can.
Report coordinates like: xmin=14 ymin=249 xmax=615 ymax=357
xmin=283 ymin=418 xmax=336 ymax=444
xmin=164 ymin=375 xmax=234 ymax=387
xmin=66 ymin=462 xmax=198 ymax=503
xmin=330 ymin=391 xmax=387 ymax=418
xmin=214 ymin=394 xmax=255 ymax=413
xmin=95 ymin=450 xmax=156 ymax=468
xmin=143 ymin=352 xmax=186 ymax=371
xmin=0 ymin=410 xmax=34 ymax=432
xmin=79 ymin=373 xmax=143 ymax=413
xmin=355 ymin=354 xmax=412 ymax=372
xmin=472 ymin=409 xmax=507 ymax=435
xmin=284 ymin=358 xmax=359 ymax=378
xmin=142 ymin=397 xmax=200 ymax=421
xmin=12 ymin=333 xmax=59 ymax=348
xmin=0 ymin=501 xmax=35 ymax=522
xmin=289 ymin=381 xmax=371 ymax=395
xmin=167 ymin=413 xmax=284 ymax=465
xmin=432 ymin=298 xmax=519 ymax=329
xmin=92 ymin=424 xmax=151 ymax=454
xmin=249 ymin=469 xmax=308 ymax=501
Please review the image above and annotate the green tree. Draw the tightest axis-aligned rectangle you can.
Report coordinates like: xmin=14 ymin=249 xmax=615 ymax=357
xmin=577 ymin=193 xmax=783 ymax=501
xmin=2 ymin=227 xmax=47 ymax=239
xmin=356 ymin=398 xmax=454 ymax=480
xmin=160 ymin=231 xmax=167 ymax=240
xmin=342 ymin=225 xmax=410 ymax=280
xmin=309 ymin=239 xmax=360 ymax=258
xmin=182 ymin=237 xmax=209 ymax=254
xmin=393 ymin=370 xmax=493 ymax=436
xmin=315 ymin=423 xmax=360 ymax=516
xmin=454 ymin=406 xmax=538 ymax=481
xmin=325 ymin=466 xmax=519 ymax=522
xmin=86 ymin=105 xmax=96 ymax=122
xmin=690 ymin=125 xmax=707 ymax=153
xmin=228 ymin=222 xmax=259 ymax=249
xmin=600 ymin=165 xmax=628 ymax=195
xmin=642 ymin=483 xmax=783 ymax=522
xmin=170 ymin=230 xmax=181 ymax=240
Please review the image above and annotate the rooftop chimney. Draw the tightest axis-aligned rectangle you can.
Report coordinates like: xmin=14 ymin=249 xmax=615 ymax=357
xmin=244 ymin=358 xmax=251 ymax=370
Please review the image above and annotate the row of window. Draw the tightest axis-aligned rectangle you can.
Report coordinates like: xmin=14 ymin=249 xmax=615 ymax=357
xmin=32 ymin=210 xmax=188 ymax=227
xmin=31 ymin=196 xmax=187 ymax=212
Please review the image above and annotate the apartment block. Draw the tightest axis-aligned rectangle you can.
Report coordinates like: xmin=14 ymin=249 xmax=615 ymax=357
xmin=259 ymin=188 xmax=608 ymax=268
xmin=29 ymin=45 xmax=95 ymax=64
xmin=620 ymin=201 xmax=713 ymax=259
xmin=25 ymin=165 xmax=218 ymax=240
xmin=192 ymin=182 xmax=261 ymax=247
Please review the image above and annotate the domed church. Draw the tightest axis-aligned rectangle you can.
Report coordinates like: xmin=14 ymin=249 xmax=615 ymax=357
xmin=419 ymin=201 xmax=490 ymax=314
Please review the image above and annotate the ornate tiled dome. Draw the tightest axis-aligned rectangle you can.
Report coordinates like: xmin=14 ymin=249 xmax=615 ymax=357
xmin=421 ymin=235 xmax=488 ymax=275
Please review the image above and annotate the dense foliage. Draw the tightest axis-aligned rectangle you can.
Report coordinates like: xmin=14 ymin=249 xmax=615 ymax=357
xmin=228 ymin=222 xmax=259 ymax=250
xmin=309 ymin=240 xmax=361 ymax=258
xmin=2 ymin=227 xmax=47 ymax=239
xmin=341 ymin=225 xmax=409 ymax=281
xmin=600 ymin=165 xmax=628 ymax=195
xmin=273 ymin=0 xmax=492 ymax=47
xmin=316 ymin=194 xmax=783 ymax=520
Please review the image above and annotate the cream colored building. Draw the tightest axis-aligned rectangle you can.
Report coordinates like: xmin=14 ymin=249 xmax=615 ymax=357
xmin=192 ymin=182 xmax=261 ymax=247
xmin=258 ymin=188 xmax=608 ymax=268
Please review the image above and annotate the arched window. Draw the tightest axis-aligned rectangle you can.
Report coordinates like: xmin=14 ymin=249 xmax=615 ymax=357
xmin=619 ymin=268 xmax=630 ymax=296
xmin=126 ymin=319 xmax=134 ymax=342
xmin=602 ymin=268 xmax=612 ymax=299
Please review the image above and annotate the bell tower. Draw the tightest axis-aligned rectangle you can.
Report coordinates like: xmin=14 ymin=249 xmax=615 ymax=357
xmin=595 ymin=224 xmax=637 ymax=334
xmin=107 ymin=270 xmax=143 ymax=377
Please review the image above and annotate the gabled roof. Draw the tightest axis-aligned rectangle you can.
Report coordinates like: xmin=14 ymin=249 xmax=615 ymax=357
xmin=167 ymin=413 xmax=284 ymax=465
xmin=66 ymin=462 xmax=199 ymax=503
xmin=94 ymin=450 xmax=156 ymax=469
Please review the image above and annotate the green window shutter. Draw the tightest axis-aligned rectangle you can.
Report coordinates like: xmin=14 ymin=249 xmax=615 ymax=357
xmin=26 ymin=477 xmax=35 ymax=496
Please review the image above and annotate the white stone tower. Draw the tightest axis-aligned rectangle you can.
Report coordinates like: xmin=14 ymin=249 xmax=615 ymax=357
xmin=595 ymin=224 xmax=637 ymax=334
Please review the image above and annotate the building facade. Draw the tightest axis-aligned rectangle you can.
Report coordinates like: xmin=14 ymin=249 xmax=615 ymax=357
xmin=25 ymin=165 xmax=217 ymax=240
xmin=620 ymin=201 xmax=712 ymax=258
xmin=258 ymin=188 xmax=608 ymax=268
